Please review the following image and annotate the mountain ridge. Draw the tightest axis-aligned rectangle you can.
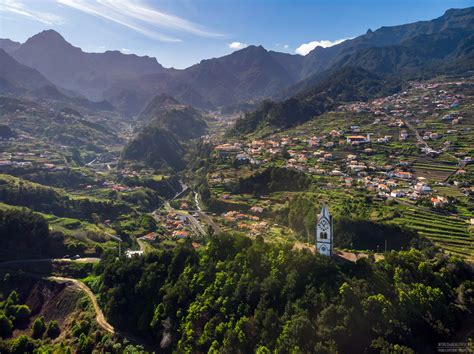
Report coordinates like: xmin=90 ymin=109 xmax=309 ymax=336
xmin=1 ymin=7 xmax=473 ymax=115
xmin=9 ymin=30 xmax=166 ymax=101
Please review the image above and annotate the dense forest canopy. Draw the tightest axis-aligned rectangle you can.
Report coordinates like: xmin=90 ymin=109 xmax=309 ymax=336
xmin=93 ymin=234 xmax=474 ymax=353
xmin=232 ymin=67 xmax=401 ymax=135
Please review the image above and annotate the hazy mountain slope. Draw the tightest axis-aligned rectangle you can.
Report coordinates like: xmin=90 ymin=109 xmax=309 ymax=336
xmin=138 ymin=94 xmax=208 ymax=140
xmin=285 ymin=26 xmax=474 ymax=97
xmin=0 ymin=96 xmax=121 ymax=150
xmin=0 ymin=38 xmax=21 ymax=53
xmin=233 ymin=66 xmax=400 ymax=134
xmin=300 ymin=7 xmax=474 ymax=77
xmin=11 ymin=30 xmax=166 ymax=100
xmin=121 ymin=126 xmax=186 ymax=171
xmin=30 ymin=85 xmax=114 ymax=111
xmin=0 ymin=49 xmax=51 ymax=93
xmin=0 ymin=49 xmax=113 ymax=112
xmin=106 ymin=45 xmax=302 ymax=114
xmin=336 ymin=28 xmax=474 ymax=76
xmin=2 ymin=7 xmax=473 ymax=115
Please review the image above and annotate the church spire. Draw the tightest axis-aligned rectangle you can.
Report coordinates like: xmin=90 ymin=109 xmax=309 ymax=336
xmin=319 ymin=204 xmax=330 ymax=220
xmin=316 ymin=204 xmax=333 ymax=256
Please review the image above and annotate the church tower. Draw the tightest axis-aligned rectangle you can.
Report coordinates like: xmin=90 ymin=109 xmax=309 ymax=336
xmin=316 ymin=204 xmax=333 ymax=256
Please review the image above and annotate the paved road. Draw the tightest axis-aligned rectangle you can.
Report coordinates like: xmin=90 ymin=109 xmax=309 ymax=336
xmin=159 ymin=201 xmax=207 ymax=237
xmin=175 ymin=210 xmax=207 ymax=237
xmin=197 ymin=211 xmax=221 ymax=234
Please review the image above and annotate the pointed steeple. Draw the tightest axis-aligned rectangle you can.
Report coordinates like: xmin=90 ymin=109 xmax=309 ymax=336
xmin=319 ymin=204 xmax=330 ymax=220
xmin=316 ymin=204 xmax=332 ymax=257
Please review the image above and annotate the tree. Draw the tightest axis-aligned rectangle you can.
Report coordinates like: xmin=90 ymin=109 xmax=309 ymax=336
xmin=45 ymin=320 xmax=61 ymax=339
xmin=77 ymin=333 xmax=93 ymax=353
xmin=32 ymin=316 xmax=46 ymax=339
xmin=72 ymin=320 xmax=90 ymax=337
xmin=7 ymin=290 xmax=19 ymax=305
xmin=0 ymin=314 xmax=13 ymax=338
xmin=9 ymin=335 xmax=36 ymax=354
xmin=11 ymin=305 xmax=31 ymax=327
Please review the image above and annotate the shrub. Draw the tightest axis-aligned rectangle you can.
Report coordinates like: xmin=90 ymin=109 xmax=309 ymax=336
xmin=72 ymin=319 xmax=90 ymax=337
xmin=32 ymin=316 xmax=46 ymax=339
xmin=45 ymin=320 xmax=61 ymax=339
xmin=11 ymin=305 xmax=31 ymax=327
xmin=77 ymin=333 xmax=94 ymax=353
xmin=0 ymin=314 xmax=13 ymax=338
xmin=9 ymin=335 xmax=37 ymax=354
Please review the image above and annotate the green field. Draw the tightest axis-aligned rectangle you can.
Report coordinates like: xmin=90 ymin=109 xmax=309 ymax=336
xmin=391 ymin=208 xmax=473 ymax=260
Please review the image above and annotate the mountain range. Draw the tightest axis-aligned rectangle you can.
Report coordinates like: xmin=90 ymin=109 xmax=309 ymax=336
xmin=0 ymin=7 xmax=473 ymax=116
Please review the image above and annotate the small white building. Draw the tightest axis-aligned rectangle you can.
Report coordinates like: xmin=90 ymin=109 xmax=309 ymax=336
xmin=125 ymin=250 xmax=144 ymax=258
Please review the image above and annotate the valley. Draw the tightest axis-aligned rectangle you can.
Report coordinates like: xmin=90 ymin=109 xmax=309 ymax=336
xmin=0 ymin=5 xmax=473 ymax=353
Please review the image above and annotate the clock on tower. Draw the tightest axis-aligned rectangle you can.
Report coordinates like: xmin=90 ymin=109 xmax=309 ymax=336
xmin=315 ymin=204 xmax=332 ymax=256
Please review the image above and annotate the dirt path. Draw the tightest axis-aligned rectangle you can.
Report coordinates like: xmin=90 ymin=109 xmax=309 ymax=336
xmin=48 ymin=276 xmax=115 ymax=334
xmin=0 ymin=257 xmax=100 ymax=267
xmin=293 ymin=241 xmax=385 ymax=261
xmin=0 ymin=259 xmax=157 ymax=346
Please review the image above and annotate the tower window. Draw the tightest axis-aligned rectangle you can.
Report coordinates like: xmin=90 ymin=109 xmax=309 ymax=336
xmin=320 ymin=232 xmax=327 ymax=239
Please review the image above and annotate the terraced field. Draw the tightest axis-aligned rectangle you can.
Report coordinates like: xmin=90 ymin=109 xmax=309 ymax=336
xmin=392 ymin=208 xmax=473 ymax=260
xmin=411 ymin=161 xmax=458 ymax=181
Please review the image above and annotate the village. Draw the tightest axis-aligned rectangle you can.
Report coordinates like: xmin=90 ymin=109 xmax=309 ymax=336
xmin=0 ymin=76 xmax=472 ymax=259
xmin=211 ymin=79 xmax=473 ymax=209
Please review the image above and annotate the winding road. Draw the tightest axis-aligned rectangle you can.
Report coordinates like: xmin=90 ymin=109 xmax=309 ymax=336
xmin=0 ymin=258 xmax=113 ymax=334
xmin=48 ymin=276 xmax=115 ymax=334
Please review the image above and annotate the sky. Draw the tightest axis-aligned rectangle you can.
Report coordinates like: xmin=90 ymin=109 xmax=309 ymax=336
xmin=0 ymin=0 xmax=472 ymax=69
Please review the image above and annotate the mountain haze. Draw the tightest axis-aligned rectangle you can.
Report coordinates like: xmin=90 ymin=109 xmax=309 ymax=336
xmin=10 ymin=30 xmax=165 ymax=100
xmin=0 ymin=49 xmax=51 ymax=94
xmin=138 ymin=94 xmax=208 ymax=140
xmin=0 ymin=39 xmax=21 ymax=53
xmin=1 ymin=7 xmax=473 ymax=115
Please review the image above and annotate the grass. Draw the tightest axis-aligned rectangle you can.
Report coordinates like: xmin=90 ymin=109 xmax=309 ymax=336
xmin=412 ymin=163 xmax=457 ymax=171
xmin=390 ymin=207 xmax=473 ymax=261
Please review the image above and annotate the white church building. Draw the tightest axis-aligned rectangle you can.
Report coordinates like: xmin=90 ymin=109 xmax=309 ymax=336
xmin=315 ymin=204 xmax=333 ymax=256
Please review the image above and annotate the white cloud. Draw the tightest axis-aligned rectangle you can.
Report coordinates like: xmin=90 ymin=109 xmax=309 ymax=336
xmin=229 ymin=41 xmax=248 ymax=50
xmin=0 ymin=0 xmax=64 ymax=25
xmin=283 ymin=44 xmax=289 ymax=49
xmin=295 ymin=38 xmax=348 ymax=55
xmin=57 ymin=0 xmax=223 ymax=42
xmin=121 ymin=48 xmax=131 ymax=53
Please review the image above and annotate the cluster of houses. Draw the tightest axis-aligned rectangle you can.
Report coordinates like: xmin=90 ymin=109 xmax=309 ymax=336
xmin=341 ymin=81 xmax=467 ymax=151
xmin=210 ymin=80 xmax=473 ymax=210
xmin=214 ymin=130 xmax=381 ymax=172
xmin=221 ymin=210 xmax=270 ymax=235
xmin=0 ymin=151 xmax=66 ymax=171
xmin=212 ymin=136 xmax=458 ymax=207
xmin=155 ymin=211 xmax=193 ymax=239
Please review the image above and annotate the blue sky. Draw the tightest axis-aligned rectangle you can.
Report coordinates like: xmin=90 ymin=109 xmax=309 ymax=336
xmin=0 ymin=0 xmax=472 ymax=69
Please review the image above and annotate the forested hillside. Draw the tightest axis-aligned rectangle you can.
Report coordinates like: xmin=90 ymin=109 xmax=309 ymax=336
xmin=93 ymin=234 xmax=474 ymax=353
xmin=121 ymin=126 xmax=186 ymax=171
xmin=233 ymin=67 xmax=400 ymax=134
